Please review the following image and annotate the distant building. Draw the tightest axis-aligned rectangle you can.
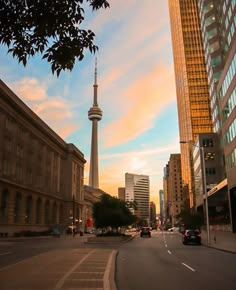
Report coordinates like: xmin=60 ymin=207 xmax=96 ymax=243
xmin=150 ymin=201 xmax=157 ymax=228
xmin=118 ymin=187 xmax=125 ymax=201
xmin=164 ymin=154 xmax=184 ymax=226
xmin=159 ymin=189 xmax=165 ymax=226
xmin=125 ymin=173 xmax=150 ymax=222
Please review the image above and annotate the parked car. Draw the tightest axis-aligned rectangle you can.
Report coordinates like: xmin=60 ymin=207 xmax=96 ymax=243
xmin=182 ymin=229 xmax=201 ymax=245
xmin=140 ymin=227 xmax=151 ymax=238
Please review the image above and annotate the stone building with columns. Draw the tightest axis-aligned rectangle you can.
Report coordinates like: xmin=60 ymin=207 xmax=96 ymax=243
xmin=0 ymin=79 xmax=90 ymax=236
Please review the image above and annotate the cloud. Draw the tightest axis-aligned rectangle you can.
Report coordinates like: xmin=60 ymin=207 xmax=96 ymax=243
xmin=101 ymin=63 xmax=176 ymax=147
xmin=85 ymin=141 xmax=180 ymax=198
xmin=11 ymin=78 xmax=48 ymax=101
xmin=10 ymin=78 xmax=80 ymax=139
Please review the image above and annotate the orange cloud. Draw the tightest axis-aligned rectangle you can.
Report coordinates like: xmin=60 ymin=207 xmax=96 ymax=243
xmin=84 ymin=141 xmax=180 ymax=201
xmin=10 ymin=78 xmax=79 ymax=139
xmin=11 ymin=78 xmax=48 ymax=101
xmin=101 ymin=63 xmax=176 ymax=147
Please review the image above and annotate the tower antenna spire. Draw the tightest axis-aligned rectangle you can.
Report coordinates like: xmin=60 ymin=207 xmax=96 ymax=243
xmin=93 ymin=57 xmax=98 ymax=106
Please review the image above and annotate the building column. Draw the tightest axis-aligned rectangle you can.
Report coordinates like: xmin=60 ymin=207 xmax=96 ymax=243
xmin=7 ymin=188 xmax=15 ymax=224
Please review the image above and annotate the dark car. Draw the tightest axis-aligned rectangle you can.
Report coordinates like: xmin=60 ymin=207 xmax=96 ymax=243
xmin=182 ymin=229 xmax=201 ymax=245
xmin=140 ymin=227 xmax=151 ymax=238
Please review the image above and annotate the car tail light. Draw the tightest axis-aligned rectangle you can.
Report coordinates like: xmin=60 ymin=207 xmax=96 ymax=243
xmin=197 ymin=233 xmax=201 ymax=237
xmin=185 ymin=233 xmax=190 ymax=237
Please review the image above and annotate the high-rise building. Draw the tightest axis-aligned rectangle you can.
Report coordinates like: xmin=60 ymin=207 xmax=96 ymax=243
xmin=166 ymin=154 xmax=184 ymax=225
xmin=150 ymin=201 xmax=157 ymax=229
xmin=168 ymin=0 xmax=213 ymax=208
xmin=118 ymin=187 xmax=125 ymax=201
xmin=198 ymin=0 xmax=236 ymax=232
xmin=88 ymin=59 xmax=102 ymax=189
xmin=125 ymin=173 xmax=150 ymax=222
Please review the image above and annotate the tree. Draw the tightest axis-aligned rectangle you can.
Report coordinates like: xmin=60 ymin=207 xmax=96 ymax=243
xmin=93 ymin=194 xmax=136 ymax=231
xmin=0 ymin=0 xmax=110 ymax=76
xmin=176 ymin=209 xmax=204 ymax=230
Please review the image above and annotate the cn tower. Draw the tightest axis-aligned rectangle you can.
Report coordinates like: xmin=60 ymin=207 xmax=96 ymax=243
xmin=88 ymin=59 xmax=102 ymax=188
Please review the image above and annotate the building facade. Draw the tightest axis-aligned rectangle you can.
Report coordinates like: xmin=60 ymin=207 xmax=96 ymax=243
xmin=193 ymin=133 xmax=229 ymax=225
xmin=198 ymin=0 xmax=236 ymax=232
xmin=159 ymin=189 xmax=165 ymax=226
xmin=0 ymin=80 xmax=87 ymax=236
xmin=165 ymin=154 xmax=184 ymax=226
xmin=168 ymin=0 xmax=213 ymax=208
xmin=125 ymin=173 xmax=150 ymax=222
xmin=118 ymin=187 xmax=125 ymax=201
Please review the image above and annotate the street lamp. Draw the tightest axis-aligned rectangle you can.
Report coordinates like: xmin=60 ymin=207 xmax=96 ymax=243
xmin=180 ymin=141 xmax=210 ymax=245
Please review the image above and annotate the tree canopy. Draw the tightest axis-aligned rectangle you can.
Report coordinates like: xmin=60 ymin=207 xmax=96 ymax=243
xmin=93 ymin=194 xmax=136 ymax=229
xmin=176 ymin=209 xmax=204 ymax=229
xmin=0 ymin=0 xmax=110 ymax=76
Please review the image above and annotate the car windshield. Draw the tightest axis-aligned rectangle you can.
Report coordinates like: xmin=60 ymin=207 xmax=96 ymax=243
xmin=187 ymin=230 xmax=200 ymax=235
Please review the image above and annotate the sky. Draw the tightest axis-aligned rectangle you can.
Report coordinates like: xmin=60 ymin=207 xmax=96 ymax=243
xmin=0 ymin=0 xmax=181 ymax=210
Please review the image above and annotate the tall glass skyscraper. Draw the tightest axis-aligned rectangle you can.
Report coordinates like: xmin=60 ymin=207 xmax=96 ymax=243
xmin=125 ymin=173 xmax=150 ymax=222
xmin=198 ymin=0 xmax=236 ymax=231
xmin=168 ymin=0 xmax=213 ymax=208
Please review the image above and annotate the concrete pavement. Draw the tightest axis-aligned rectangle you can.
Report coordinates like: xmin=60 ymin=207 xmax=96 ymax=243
xmin=0 ymin=246 xmax=118 ymax=290
xmin=0 ymin=234 xmax=121 ymax=290
xmin=200 ymin=229 xmax=236 ymax=254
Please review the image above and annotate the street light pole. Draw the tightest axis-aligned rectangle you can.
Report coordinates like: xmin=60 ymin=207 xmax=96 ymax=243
xmin=72 ymin=194 xmax=75 ymax=237
xmin=180 ymin=141 xmax=210 ymax=245
xmin=200 ymin=146 xmax=210 ymax=245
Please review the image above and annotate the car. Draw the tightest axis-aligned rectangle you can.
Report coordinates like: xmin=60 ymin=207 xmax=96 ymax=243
xmin=168 ymin=226 xmax=178 ymax=232
xmin=182 ymin=229 xmax=201 ymax=245
xmin=140 ymin=227 xmax=151 ymax=238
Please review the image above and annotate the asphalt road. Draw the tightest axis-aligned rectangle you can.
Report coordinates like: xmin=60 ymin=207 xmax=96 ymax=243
xmin=116 ymin=231 xmax=236 ymax=290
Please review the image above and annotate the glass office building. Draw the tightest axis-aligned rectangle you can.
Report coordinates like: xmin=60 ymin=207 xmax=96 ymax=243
xmin=168 ymin=0 xmax=213 ymax=208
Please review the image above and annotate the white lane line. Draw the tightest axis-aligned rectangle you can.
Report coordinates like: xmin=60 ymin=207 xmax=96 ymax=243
xmin=168 ymin=250 xmax=172 ymax=255
xmin=181 ymin=263 xmax=195 ymax=272
xmin=165 ymin=244 xmax=167 ymax=247
xmin=0 ymin=252 xmax=12 ymax=256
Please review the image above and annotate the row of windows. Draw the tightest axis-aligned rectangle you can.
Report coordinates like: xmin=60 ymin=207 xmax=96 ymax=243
xmin=222 ymin=88 xmax=236 ymax=123
xmin=226 ymin=148 xmax=236 ymax=171
xmin=206 ymin=167 xmax=216 ymax=175
xmin=219 ymin=53 xmax=236 ymax=99
xmin=223 ymin=118 xmax=236 ymax=145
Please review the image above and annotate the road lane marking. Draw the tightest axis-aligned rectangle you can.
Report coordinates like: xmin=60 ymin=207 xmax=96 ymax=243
xmin=181 ymin=263 xmax=195 ymax=272
xmin=0 ymin=252 xmax=12 ymax=256
xmin=168 ymin=250 xmax=172 ymax=255
xmin=55 ymin=249 xmax=96 ymax=289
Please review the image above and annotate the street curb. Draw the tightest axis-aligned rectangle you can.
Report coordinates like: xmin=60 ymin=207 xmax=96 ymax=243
xmin=107 ymin=250 xmax=118 ymax=290
xmin=202 ymin=243 xmax=236 ymax=254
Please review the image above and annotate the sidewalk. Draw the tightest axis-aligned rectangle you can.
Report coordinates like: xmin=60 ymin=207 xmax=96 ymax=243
xmin=201 ymin=230 xmax=236 ymax=253
xmin=0 ymin=246 xmax=117 ymax=290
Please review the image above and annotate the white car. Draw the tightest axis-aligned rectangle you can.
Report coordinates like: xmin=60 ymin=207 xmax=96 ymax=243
xmin=168 ymin=227 xmax=178 ymax=232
